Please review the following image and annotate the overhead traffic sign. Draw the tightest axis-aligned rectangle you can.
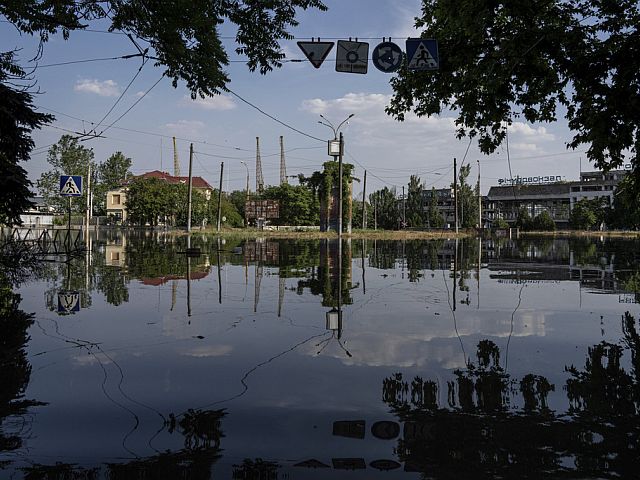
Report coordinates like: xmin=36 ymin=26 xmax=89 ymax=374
xmin=297 ymin=41 xmax=334 ymax=68
xmin=335 ymin=40 xmax=369 ymax=74
xmin=406 ymin=38 xmax=439 ymax=71
xmin=59 ymin=175 xmax=83 ymax=196
xmin=58 ymin=291 xmax=80 ymax=314
xmin=372 ymin=41 xmax=403 ymax=73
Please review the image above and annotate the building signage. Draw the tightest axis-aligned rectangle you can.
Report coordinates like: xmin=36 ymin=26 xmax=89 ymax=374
xmin=497 ymin=175 xmax=565 ymax=186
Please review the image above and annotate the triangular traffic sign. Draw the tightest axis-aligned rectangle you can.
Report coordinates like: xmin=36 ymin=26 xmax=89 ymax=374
xmin=61 ymin=176 xmax=81 ymax=195
xmin=297 ymin=41 xmax=334 ymax=68
xmin=407 ymin=41 xmax=438 ymax=70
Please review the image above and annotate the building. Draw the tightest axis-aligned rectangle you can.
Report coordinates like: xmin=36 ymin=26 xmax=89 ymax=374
xmin=106 ymin=170 xmax=213 ymax=224
xmin=485 ymin=169 xmax=628 ymax=228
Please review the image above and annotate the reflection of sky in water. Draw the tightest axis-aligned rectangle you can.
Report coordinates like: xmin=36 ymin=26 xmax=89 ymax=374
xmin=4 ymin=235 xmax=640 ymax=477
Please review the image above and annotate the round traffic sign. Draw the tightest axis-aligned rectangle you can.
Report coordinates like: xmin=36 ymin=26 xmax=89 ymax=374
xmin=372 ymin=41 xmax=403 ymax=73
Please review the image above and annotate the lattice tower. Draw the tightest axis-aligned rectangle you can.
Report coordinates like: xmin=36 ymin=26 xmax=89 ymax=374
xmin=172 ymin=136 xmax=181 ymax=177
xmin=279 ymin=135 xmax=287 ymax=185
xmin=256 ymin=137 xmax=264 ymax=193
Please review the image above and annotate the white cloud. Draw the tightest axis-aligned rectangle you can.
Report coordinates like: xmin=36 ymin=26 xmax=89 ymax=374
xmin=74 ymin=78 xmax=120 ymax=97
xmin=182 ymin=345 xmax=233 ymax=358
xmin=163 ymin=119 xmax=206 ymax=139
xmin=182 ymin=94 xmax=236 ymax=111
xmin=509 ymin=122 xmax=555 ymax=141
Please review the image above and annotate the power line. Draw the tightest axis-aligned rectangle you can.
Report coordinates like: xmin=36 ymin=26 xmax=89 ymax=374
xmin=227 ymin=89 xmax=325 ymax=143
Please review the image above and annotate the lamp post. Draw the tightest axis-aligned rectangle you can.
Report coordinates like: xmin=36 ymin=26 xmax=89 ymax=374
xmin=318 ymin=113 xmax=354 ymax=235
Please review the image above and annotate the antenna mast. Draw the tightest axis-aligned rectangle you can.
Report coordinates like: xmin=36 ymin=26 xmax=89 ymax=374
xmin=256 ymin=137 xmax=264 ymax=193
xmin=279 ymin=135 xmax=287 ymax=185
xmin=172 ymin=136 xmax=181 ymax=176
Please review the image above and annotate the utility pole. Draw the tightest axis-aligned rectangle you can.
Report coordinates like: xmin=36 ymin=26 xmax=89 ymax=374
xmin=85 ymin=163 xmax=91 ymax=234
xmin=186 ymin=143 xmax=194 ymax=232
xmin=362 ymin=170 xmax=367 ymax=230
xmin=338 ymin=131 xmax=344 ymax=236
xmin=217 ymin=162 xmax=224 ymax=232
xmin=477 ymin=159 xmax=482 ymax=230
xmin=453 ymin=157 xmax=458 ymax=234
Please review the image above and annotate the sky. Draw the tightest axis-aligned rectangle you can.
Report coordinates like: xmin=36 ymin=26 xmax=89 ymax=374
xmin=2 ymin=0 xmax=592 ymax=197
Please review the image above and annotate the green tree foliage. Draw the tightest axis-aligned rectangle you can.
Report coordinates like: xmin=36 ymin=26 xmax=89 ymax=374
xmin=515 ymin=208 xmax=532 ymax=231
xmin=570 ymin=198 xmax=605 ymax=230
xmin=207 ymin=191 xmax=243 ymax=228
xmin=262 ymin=183 xmax=318 ymax=226
xmin=0 ymin=52 xmax=53 ymax=225
xmin=125 ymin=177 xmax=173 ymax=226
xmin=387 ymin=1 xmax=640 ymax=181
xmin=93 ymin=151 xmax=132 ymax=215
xmin=37 ymin=135 xmax=96 ymax=213
xmin=352 ymin=199 xmax=373 ymax=230
xmin=426 ymin=187 xmax=444 ymax=228
xmin=609 ymin=176 xmax=640 ymax=230
xmin=457 ymin=164 xmax=479 ymax=228
xmin=493 ymin=217 xmax=510 ymax=229
xmin=531 ymin=210 xmax=556 ymax=231
xmin=1 ymin=1 xmax=327 ymax=224
xmin=406 ymin=175 xmax=424 ymax=227
xmin=370 ymin=187 xmax=399 ymax=230
xmin=227 ymin=190 xmax=248 ymax=220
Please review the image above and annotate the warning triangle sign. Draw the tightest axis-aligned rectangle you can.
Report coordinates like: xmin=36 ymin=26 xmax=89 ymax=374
xmin=408 ymin=42 xmax=438 ymax=70
xmin=297 ymin=41 xmax=334 ymax=69
xmin=61 ymin=176 xmax=81 ymax=195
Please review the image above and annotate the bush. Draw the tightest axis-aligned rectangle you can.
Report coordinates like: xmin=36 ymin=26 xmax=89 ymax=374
xmin=532 ymin=211 xmax=556 ymax=231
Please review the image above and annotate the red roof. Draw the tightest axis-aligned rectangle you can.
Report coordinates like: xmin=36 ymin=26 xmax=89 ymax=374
xmin=137 ymin=170 xmax=213 ymax=190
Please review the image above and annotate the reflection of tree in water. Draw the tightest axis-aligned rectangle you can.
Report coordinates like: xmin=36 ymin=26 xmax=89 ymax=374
xmin=296 ymin=240 xmax=353 ymax=307
xmin=23 ymin=409 xmax=226 ymax=479
xmin=0 ymin=282 xmax=45 ymax=459
xmin=382 ymin=315 xmax=640 ymax=478
xmin=232 ymin=458 xmax=279 ymax=479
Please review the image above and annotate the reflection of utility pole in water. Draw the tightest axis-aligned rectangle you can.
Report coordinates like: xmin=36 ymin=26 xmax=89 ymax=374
xmin=171 ymin=281 xmax=177 ymax=311
xmin=452 ymin=238 xmax=458 ymax=311
xmin=187 ymin=235 xmax=192 ymax=317
xmin=254 ymin=262 xmax=263 ymax=313
xmin=217 ymin=237 xmax=222 ymax=304
xmin=278 ymin=276 xmax=285 ymax=317
xmin=361 ymin=239 xmax=366 ymax=295
xmin=477 ymin=236 xmax=481 ymax=309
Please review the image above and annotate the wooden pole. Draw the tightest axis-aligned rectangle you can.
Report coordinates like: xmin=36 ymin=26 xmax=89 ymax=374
xmin=187 ymin=143 xmax=194 ymax=232
xmin=217 ymin=162 xmax=224 ymax=232
xmin=362 ymin=170 xmax=367 ymax=230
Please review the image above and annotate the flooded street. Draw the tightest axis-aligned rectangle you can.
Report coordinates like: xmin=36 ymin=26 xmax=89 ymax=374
xmin=3 ymin=232 xmax=640 ymax=478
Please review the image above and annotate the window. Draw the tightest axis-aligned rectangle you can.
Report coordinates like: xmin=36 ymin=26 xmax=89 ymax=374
xmin=112 ymin=194 xmax=121 ymax=205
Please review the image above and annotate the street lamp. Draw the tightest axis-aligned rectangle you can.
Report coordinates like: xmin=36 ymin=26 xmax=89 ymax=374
xmin=318 ymin=113 xmax=355 ymax=235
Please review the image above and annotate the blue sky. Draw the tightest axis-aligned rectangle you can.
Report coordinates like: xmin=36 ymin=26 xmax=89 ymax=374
xmin=2 ymin=0 xmax=590 ymax=196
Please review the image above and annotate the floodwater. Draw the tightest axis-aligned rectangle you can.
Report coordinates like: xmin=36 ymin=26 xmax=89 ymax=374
xmin=2 ymin=231 xmax=640 ymax=478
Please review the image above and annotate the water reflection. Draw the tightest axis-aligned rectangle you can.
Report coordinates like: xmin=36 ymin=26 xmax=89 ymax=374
xmin=2 ymin=231 xmax=640 ymax=477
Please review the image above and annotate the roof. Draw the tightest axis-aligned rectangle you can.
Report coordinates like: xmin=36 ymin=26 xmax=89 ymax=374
xmin=136 ymin=170 xmax=213 ymax=190
xmin=488 ymin=183 xmax=570 ymax=200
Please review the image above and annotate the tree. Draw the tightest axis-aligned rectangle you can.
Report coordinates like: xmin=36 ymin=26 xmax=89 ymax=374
xmin=1 ymin=0 xmax=327 ymax=223
xmin=37 ymin=135 xmax=96 ymax=213
xmin=0 ymin=51 xmax=53 ymax=225
xmin=370 ymin=187 xmax=399 ymax=230
xmin=457 ymin=164 xmax=478 ymax=228
xmin=515 ymin=207 xmax=532 ymax=231
xmin=207 ymin=190 xmax=243 ymax=228
xmin=262 ymin=183 xmax=318 ymax=226
xmin=532 ymin=210 xmax=556 ymax=231
xmin=609 ymin=176 xmax=640 ymax=230
xmin=93 ymin=152 xmax=132 ymax=215
xmin=406 ymin=175 xmax=424 ymax=228
xmin=125 ymin=177 xmax=173 ymax=226
xmin=570 ymin=198 xmax=605 ymax=230
xmin=387 ymin=1 xmax=640 ymax=182
xmin=426 ymin=187 xmax=444 ymax=228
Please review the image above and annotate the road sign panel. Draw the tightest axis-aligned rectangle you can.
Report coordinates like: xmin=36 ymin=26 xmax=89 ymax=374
xmin=335 ymin=40 xmax=369 ymax=74
xmin=297 ymin=41 xmax=334 ymax=68
xmin=60 ymin=175 xmax=83 ymax=196
xmin=372 ymin=41 xmax=403 ymax=73
xmin=58 ymin=291 xmax=80 ymax=314
xmin=406 ymin=38 xmax=439 ymax=71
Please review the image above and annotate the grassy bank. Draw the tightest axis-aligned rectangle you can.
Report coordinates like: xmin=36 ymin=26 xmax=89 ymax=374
xmin=171 ymin=228 xmax=472 ymax=240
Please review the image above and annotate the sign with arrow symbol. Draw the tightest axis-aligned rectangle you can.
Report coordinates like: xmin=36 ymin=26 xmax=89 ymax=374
xmin=372 ymin=41 xmax=403 ymax=73
xmin=297 ymin=41 xmax=334 ymax=69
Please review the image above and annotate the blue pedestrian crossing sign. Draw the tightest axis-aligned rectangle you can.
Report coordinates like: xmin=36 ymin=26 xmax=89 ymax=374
xmin=59 ymin=175 xmax=83 ymax=196
xmin=57 ymin=291 xmax=81 ymax=314
xmin=406 ymin=38 xmax=439 ymax=71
